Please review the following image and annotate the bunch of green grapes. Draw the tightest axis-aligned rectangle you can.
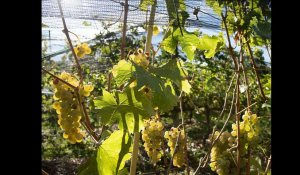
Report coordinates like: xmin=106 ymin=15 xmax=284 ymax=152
xmin=164 ymin=127 xmax=187 ymax=167
xmin=129 ymin=48 xmax=150 ymax=69
xmin=209 ymin=131 xmax=236 ymax=175
xmin=209 ymin=111 xmax=261 ymax=175
xmin=141 ymin=116 xmax=164 ymax=165
xmin=231 ymin=111 xmax=260 ymax=170
xmin=51 ymin=72 xmax=94 ymax=144
xmin=231 ymin=111 xmax=260 ymax=143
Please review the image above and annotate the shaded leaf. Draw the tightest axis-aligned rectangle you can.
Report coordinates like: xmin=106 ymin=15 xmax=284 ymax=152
xmin=161 ymin=29 xmax=178 ymax=54
xmin=134 ymin=64 xmax=178 ymax=112
xmin=77 ymin=154 xmax=98 ymax=175
xmin=150 ymin=59 xmax=191 ymax=93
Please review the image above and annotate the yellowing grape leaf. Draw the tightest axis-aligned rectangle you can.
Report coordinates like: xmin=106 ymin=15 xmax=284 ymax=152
xmin=97 ymin=130 xmax=132 ymax=175
xmin=181 ymin=79 xmax=191 ymax=94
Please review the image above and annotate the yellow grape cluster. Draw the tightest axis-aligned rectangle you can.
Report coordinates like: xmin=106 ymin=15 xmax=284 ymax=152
xmin=164 ymin=127 xmax=187 ymax=167
xmin=52 ymin=72 xmax=94 ymax=144
xmin=209 ymin=111 xmax=261 ymax=175
xmin=231 ymin=111 xmax=260 ymax=142
xmin=141 ymin=116 xmax=164 ymax=165
xmin=74 ymin=43 xmax=92 ymax=58
xmin=129 ymin=48 xmax=150 ymax=69
xmin=209 ymin=131 xmax=234 ymax=175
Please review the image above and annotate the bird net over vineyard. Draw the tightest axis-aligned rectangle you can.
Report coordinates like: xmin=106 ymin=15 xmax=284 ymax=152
xmin=42 ymin=0 xmax=221 ymax=58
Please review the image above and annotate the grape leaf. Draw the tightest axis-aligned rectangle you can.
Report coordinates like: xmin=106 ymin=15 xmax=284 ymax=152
xmin=177 ymin=30 xmax=200 ymax=60
xmin=93 ymin=90 xmax=119 ymax=125
xmin=111 ymin=60 xmax=135 ymax=87
xmin=118 ymin=112 xmax=144 ymax=134
xmin=153 ymin=80 xmax=178 ymax=112
xmin=139 ymin=0 xmax=155 ymax=11
xmin=161 ymin=28 xmax=220 ymax=60
xmin=77 ymin=154 xmax=98 ymax=175
xmin=94 ymin=89 xmax=153 ymax=132
xmin=181 ymin=79 xmax=191 ymax=94
xmin=161 ymin=28 xmax=199 ymax=60
xmin=133 ymin=64 xmax=178 ymax=112
xmin=150 ymin=59 xmax=182 ymax=84
xmin=197 ymin=35 xmax=220 ymax=58
xmin=97 ymin=130 xmax=132 ymax=175
xmin=134 ymin=63 xmax=164 ymax=93
xmin=161 ymin=29 xmax=178 ymax=55
xmin=206 ymin=0 xmax=223 ymax=16
xmin=150 ymin=59 xmax=191 ymax=94
xmin=165 ymin=0 xmax=187 ymax=24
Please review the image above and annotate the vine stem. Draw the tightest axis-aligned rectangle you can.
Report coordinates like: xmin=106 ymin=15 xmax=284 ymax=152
xmin=75 ymin=90 xmax=99 ymax=142
xmin=236 ymin=102 xmax=257 ymax=116
xmin=221 ymin=14 xmax=238 ymax=70
xmin=240 ymin=40 xmax=251 ymax=108
xmin=220 ymin=72 xmax=237 ymax=119
xmin=245 ymin=35 xmax=267 ymax=102
xmin=222 ymin=10 xmax=241 ymax=175
xmin=42 ymin=68 xmax=76 ymax=89
xmin=55 ymin=0 xmax=100 ymax=143
xmin=42 ymin=169 xmax=49 ymax=175
xmin=264 ymin=155 xmax=271 ymax=175
xmin=57 ymin=0 xmax=83 ymax=84
xmin=130 ymin=131 xmax=140 ymax=175
xmin=145 ymin=0 xmax=157 ymax=56
xmin=107 ymin=72 xmax=112 ymax=92
xmin=235 ymin=62 xmax=241 ymax=175
xmin=172 ymin=0 xmax=183 ymax=36
xmin=121 ymin=0 xmax=129 ymax=59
